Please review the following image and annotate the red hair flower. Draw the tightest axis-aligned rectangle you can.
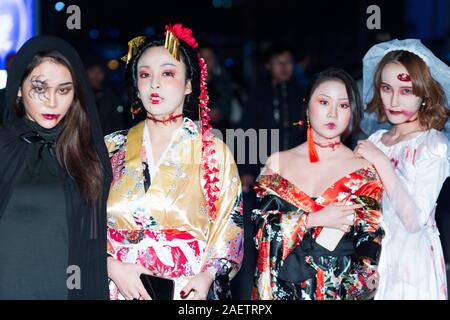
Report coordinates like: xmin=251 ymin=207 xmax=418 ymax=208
xmin=165 ymin=23 xmax=198 ymax=49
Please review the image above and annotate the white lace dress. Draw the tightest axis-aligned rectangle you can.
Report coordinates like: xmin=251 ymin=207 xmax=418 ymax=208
xmin=369 ymin=129 xmax=449 ymax=300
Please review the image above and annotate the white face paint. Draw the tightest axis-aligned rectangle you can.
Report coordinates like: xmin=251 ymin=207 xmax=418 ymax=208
xmin=136 ymin=46 xmax=192 ymax=117
xmin=380 ymin=62 xmax=423 ymax=124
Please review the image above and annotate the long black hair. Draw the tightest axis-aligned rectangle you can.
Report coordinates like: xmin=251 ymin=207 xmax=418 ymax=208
xmin=126 ymin=36 xmax=201 ymax=120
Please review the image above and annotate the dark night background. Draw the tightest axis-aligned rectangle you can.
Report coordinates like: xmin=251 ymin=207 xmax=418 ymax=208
xmin=2 ymin=0 xmax=450 ymax=299
xmin=40 ymin=0 xmax=450 ymax=90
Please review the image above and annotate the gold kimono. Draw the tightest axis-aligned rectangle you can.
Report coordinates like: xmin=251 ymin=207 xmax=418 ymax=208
xmin=105 ymin=118 xmax=243 ymax=299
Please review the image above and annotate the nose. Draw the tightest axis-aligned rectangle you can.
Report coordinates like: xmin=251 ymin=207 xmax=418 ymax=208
xmin=150 ymin=74 xmax=160 ymax=89
xmin=328 ymin=103 xmax=338 ymax=118
xmin=391 ymin=90 xmax=400 ymax=107
xmin=45 ymin=91 xmax=57 ymax=109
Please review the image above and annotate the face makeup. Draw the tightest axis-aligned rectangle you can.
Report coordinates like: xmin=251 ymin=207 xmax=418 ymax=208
xmin=380 ymin=63 xmax=422 ymax=125
xmin=397 ymin=73 xmax=411 ymax=82
xmin=20 ymin=60 xmax=74 ymax=129
xmin=136 ymin=46 xmax=191 ymax=118
xmin=42 ymin=114 xmax=60 ymax=120
xmin=385 ymin=109 xmax=416 ymax=117
xmin=150 ymin=93 xmax=162 ymax=104
xmin=308 ymin=80 xmax=352 ymax=141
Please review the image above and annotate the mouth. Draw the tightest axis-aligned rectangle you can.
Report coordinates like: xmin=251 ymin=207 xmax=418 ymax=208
xmin=325 ymin=123 xmax=336 ymax=129
xmin=42 ymin=114 xmax=60 ymax=120
xmin=150 ymin=93 xmax=162 ymax=105
xmin=386 ymin=109 xmax=403 ymax=115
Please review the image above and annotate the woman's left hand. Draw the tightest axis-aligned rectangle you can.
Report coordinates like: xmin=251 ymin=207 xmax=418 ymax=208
xmin=354 ymin=140 xmax=388 ymax=166
xmin=180 ymin=271 xmax=215 ymax=300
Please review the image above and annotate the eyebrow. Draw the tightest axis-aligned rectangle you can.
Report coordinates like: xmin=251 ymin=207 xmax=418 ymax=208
xmin=31 ymin=77 xmax=72 ymax=87
xmin=58 ymin=82 xmax=73 ymax=86
xmin=318 ymin=93 xmax=349 ymax=101
xmin=138 ymin=63 xmax=178 ymax=68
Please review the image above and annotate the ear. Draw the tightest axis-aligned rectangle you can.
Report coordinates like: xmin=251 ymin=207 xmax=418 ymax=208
xmin=184 ymin=79 xmax=192 ymax=95
xmin=17 ymin=87 xmax=22 ymax=98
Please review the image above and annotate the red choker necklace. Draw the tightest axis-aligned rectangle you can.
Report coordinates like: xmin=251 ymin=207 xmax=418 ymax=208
xmin=314 ymin=140 xmax=342 ymax=151
xmin=146 ymin=113 xmax=183 ymax=125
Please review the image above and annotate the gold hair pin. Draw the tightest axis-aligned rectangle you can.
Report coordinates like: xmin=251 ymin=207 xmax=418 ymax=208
xmin=164 ymin=31 xmax=180 ymax=61
xmin=121 ymin=36 xmax=146 ymax=64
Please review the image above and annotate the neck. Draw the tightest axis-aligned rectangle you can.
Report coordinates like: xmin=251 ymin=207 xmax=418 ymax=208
xmin=311 ymin=131 xmax=343 ymax=158
xmin=391 ymin=119 xmax=423 ymax=138
xmin=145 ymin=112 xmax=184 ymax=141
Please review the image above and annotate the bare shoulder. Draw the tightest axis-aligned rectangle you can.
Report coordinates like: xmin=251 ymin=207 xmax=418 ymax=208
xmin=270 ymin=145 xmax=310 ymax=172
xmin=339 ymin=147 xmax=372 ymax=170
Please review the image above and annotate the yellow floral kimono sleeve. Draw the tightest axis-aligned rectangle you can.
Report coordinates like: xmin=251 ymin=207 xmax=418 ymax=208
xmin=200 ymin=138 xmax=244 ymax=287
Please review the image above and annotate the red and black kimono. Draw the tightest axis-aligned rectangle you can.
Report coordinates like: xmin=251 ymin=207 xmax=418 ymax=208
xmin=252 ymin=165 xmax=384 ymax=300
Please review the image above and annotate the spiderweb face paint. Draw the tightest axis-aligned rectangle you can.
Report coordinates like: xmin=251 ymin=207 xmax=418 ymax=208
xmin=397 ymin=73 xmax=411 ymax=82
xmin=28 ymin=75 xmax=50 ymax=102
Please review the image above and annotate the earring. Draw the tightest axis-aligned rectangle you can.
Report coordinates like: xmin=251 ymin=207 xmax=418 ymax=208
xmin=306 ymin=115 xmax=319 ymax=163
xmin=293 ymin=119 xmax=304 ymax=126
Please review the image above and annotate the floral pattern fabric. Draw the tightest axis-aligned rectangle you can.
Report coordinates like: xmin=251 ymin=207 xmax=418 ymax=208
xmin=252 ymin=166 xmax=384 ymax=300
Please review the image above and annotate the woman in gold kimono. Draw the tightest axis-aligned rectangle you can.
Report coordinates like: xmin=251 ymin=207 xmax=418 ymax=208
xmin=252 ymin=69 xmax=384 ymax=300
xmin=105 ymin=24 xmax=243 ymax=300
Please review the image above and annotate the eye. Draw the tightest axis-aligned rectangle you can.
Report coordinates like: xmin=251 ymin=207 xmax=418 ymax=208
xmin=139 ymin=72 xmax=150 ymax=78
xmin=162 ymin=71 xmax=175 ymax=77
xmin=59 ymin=87 xmax=72 ymax=94
xmin=319 ymin=99 xmax=329 ymax=106
xmin=402 ymin=88 xmax=413 ymax=95
xmin=340 ymin=103 xmax=350 ymax=109
xmin=381 ymin=85 xmax=391 ymax=92
xmin=34 ymin=86 xmax=45 ymax=93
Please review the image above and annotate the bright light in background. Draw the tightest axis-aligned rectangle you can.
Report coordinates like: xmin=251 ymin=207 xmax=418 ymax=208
xmin=89 ymin=29 xmax=100 ymax=39
xmin=223 ymin=0 xmax=232 ymax=8
xmin=212 ymin=0 xmax=233 ymax=8
xmin=225 ymin=57 xmax=234 ymax=68
xmin=107 ymin=59 xmax=119 ymax=70
xmin=0 ymin=70 xmax=7 ymax=89
xmin=0 ymin=0 xmax=36 ymax=69
xmin=54 ymin=2 xmax=65 ymax=12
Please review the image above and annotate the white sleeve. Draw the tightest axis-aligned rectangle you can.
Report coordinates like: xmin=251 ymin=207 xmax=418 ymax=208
xmin=389 ymin=132 xmax=450 ymax=233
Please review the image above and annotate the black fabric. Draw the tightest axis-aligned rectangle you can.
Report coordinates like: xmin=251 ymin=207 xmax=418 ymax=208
xmin=256 ymin=194 xmax=356 ymax=285
xmin=0 ymin=36 xmax=112 ymax=299
xmin=0 ymin=118 xmax=69 ymax=299
xmin=279 ymin=234 xmax=356 ymax=284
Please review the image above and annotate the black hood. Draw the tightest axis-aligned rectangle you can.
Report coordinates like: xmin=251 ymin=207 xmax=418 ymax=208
xmin=3 ymin=36 xmax=111 ymax=179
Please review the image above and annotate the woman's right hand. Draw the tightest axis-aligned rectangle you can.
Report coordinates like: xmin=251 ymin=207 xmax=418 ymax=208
xmin=306 ymin=203 xmax=363 ymax=232
xmin=107 ymin=257 xmax=153 ymax=300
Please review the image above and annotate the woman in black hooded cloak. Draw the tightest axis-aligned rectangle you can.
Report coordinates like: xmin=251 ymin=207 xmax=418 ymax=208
xmin=0 ymin=36 xmax=112 ymax=300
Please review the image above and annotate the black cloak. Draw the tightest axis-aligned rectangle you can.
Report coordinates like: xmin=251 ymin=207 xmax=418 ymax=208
xmin=0 ymin=36 xmax=112 ymax=299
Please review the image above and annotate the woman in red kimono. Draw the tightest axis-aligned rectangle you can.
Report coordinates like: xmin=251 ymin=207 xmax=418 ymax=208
xmin=252 ymin=68 xmax=384 ymax=300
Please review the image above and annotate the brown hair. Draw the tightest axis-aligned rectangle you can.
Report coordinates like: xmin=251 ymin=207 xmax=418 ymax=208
xmin=16 ymin=51 xmax=103 ymax=205
xmin=366 ymin=50 xmax=450 ymax=130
